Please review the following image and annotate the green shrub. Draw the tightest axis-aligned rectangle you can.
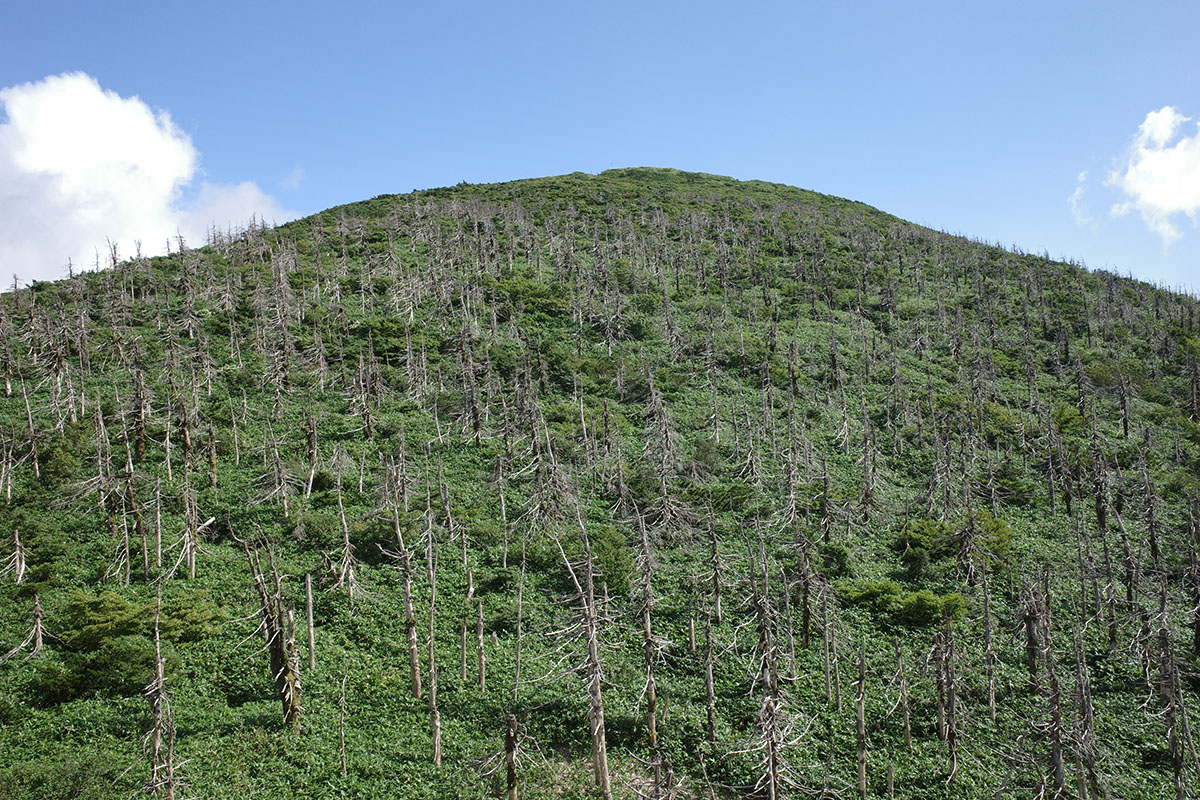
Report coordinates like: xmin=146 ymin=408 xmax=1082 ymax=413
xmin=1052 ymin=401 xmax=1084 ymax=437
xmin=591 ymin=524 xmax=632 ymax=596
xmin=890 ymin=590 xmax=945 ymax=627
xmin=836 ymin=579 xmax=967 ymax=628
xmin=835 ymin=578 xmax=901 ymax=611
xmin=899 ymin=547 xmax=929 ymax=583
xmin=38 ymin=590 xmax=218 ymax=700
xmin=38 ymin=423 xmax=85 ymax=485
xmin=819 ymin=542 xmax=853 ymax=578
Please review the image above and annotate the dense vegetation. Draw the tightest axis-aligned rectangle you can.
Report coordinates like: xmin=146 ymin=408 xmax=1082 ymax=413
xmin=2 ymin=168 xmax=1200 ymax=799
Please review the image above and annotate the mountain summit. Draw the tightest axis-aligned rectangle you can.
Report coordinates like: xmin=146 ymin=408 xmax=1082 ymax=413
xmin=2 ymin=169 xmax=1198 ymax=799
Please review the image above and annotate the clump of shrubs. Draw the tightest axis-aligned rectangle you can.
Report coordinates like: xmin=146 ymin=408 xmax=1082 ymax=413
xmin=35 ymin=590 xmax=225 ymax=701
xmin=834 ymin=578 xmax=965 ymax=627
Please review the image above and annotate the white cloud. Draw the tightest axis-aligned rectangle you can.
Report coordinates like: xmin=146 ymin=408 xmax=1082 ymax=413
xmin=281 ymin=167 xmax=305 ymax=191
xmin=0 ymin=72 xmax=299 ymax=283
xmin=1069 ymin=171 xmax=1093 ymax=226
xmin=179 ymin=182 xmax=295 ymax=247
xmin=1107 ymin=105 xmax=1200 ymax=245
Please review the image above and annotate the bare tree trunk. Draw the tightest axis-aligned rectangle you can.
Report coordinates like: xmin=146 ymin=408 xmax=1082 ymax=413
xmin=896 ymin=641 xmax=911 ymax=750
xmin=637 ymin=512 xmax=659 ymax=762
xmin=305 ymin=573 xmax=316 ymax=671
xmin=20 ymin=379 xmax=38 ymax=479
xmin=144 ymin=596 xmax=177 ymax=799
xmin=391 ymin=494 xmax=421 ymax=699
xmin=822 ymin=590 xmax=834 ymax=704
xmin=856 ymin=645 xmax=867 ymax=798
xmin=709 ymin=508 xmax=723 ymax=625
xmin=8 ymin=528 xmax=25 ymax=584
xmin=1042 ymin=591 xmax=1065 ymax=799
xmin=154 ymin=479 xmax=162 ymax=570
xmin=504 ymin=714 xmax=519 ymax=800
xmin=477 ymin=601 xmax=486 ymax=692
xmin=704 ymin=611 xmax=717 ymax=746
xmin=982 ymin=572 xmax=997 ymax=724
xmin=554 ymin=509 xmax=612 ymax=800
xmin=583 ymin=532 xmax=613 ymax=800
xmin=513 ymin=540 xmax=525 ymax=701
xmin=1073 ymin=622 xmax=1105 ymax=800
xmin=934 ymin=629 xmax=947 ymax=742
xmin=241 ymin=541 xmax=302 ymax=731
xmin=781 ymin=566 xmax=797 ymax=679
xmin=1022 ymin=577 xmax=1041 ymax=693
xmin=339 ymin=661 xmax=349 ymax=778
xmin=31 ymin=595 xmax=44 ymax=655
xmin=333 ymin=469 xmax=357 ymax=598
xmin=945 ymin=616 xmax=959 ymax=782
xmin=427 ymin=532 xmax=441 ymax=767
xmin=1158 ymin=621 xmax=1188 ymax=800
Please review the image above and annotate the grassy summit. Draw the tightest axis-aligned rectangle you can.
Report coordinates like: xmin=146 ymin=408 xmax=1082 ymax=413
xmin=1 ymin=168 xmax=1199 ymax=798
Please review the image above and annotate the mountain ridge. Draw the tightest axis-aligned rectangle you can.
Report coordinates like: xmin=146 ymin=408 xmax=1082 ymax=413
xmin=1 ymin=167 xmax=1199 ymax=800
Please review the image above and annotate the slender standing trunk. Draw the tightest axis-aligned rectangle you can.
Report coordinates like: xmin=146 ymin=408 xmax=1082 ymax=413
xmin=477 ymin=601 xmax=486 ymax=692
xmin=896 ymin=640 xmax=912 ymax=750
xmin=704 ymin=611 xmax=717 ymax=746
xmin=339 ymin=662 xmax=349 ymax=778
xmin=583 ymin=535 xmax=612 ymax=800
xmin=392 ymin=499 xmax=421 ymax=698
xmin=513 ymin=542 xmax=526 ymax=701
xmin=982 ymin=572 xmax=997 ymax=723
xmin=945 ymin=616 xmax=958 ymax=781
xmin=504 ymin=715 xmax=519 ymax=800
xmin=305 ymin=573 xmax=316 ymax=671
xmin=460 ymin=618 xmax=468 ymax=684
xmin=856 ymin=645 xmax=867 ymax=798
xmin=427 ymin=533 xmax=441 ymax=767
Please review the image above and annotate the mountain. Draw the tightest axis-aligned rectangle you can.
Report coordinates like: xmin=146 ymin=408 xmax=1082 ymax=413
xmin=2 ymin=167 xmax=1199 ymax=799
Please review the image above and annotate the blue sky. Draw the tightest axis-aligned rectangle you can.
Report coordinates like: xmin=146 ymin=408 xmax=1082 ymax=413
xmin=1 ymin=1 xmax=1198 ymax=290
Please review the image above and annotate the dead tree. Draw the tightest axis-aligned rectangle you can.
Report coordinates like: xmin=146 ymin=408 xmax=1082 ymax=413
xmin=170 ymin=473 xmax=213 ymax=581
xmin=704 ymin=611 xmax=718 ymax=747
xmin=144 ymin=597 xmax=178 ymax=799
xmin=635 ymin=509 xmax=668 ymax=790
xmin=982 ymin=571 xmax=998 ymax=723
xmin=1156 ymin=616 xmax=1196 ymax=800
xmin=513 ymin=534 xmax=527 ymax=701
xmin=477 ymin=601 xmax=487 ymax=692
xmin=2 ymin=527 xmax=24 ymax=584
xmin=505 ymin=715 xmax=520 ymax=800
xmin=551 ymin=509 xmax=613 ymax=800
xmin=20 ymin=378 xmax=39 ymax=479
xmin=1036 ymin=581 xmax=1066 ymax=799
xmin=332 ymin=464 xmax=359 ymax=599
xmin=708 ymin=507 xmax=724 ymax=625
xmin=1021 ymin=577 xmax=1042 ymax=693
xmin=738 ymin=508 xmax=803 ymax=800
xmin=383 ymin=466 xmax=422 ymax=699
xmin=1071 ymin=620 xmax=1105 ymax=800
xmin=894 ymin=641 xmax=912 ymax=750
xmin=1 ymin=594 xmax=47 ymax=662
xmin=426 ymin=520 xmax=442 ymax=767
xmin=856 ymin=644 xmax=867 ymax=798
xmin=944 ymin=615 xmax=959 ymax=782
xmin=642 ymin=371 xmax=690 ymax=529
xmin=305 ymin=573 xmax=316 ymax=672
xmin=339 ymin=660 xmax=349 ymax=778
xmin=241 ymin=540 xmax=302 ymax=731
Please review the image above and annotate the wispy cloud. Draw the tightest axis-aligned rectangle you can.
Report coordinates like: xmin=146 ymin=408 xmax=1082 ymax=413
xmin=1107 ymin=106 xmax=1200 ymax=245
xmin=1068 ymin=171 xmax=1093 ymax=227
xmin=281 ymin=167 xmax=305 ymax=191
xmin=0 ymin=72 xmax=299 ymax=283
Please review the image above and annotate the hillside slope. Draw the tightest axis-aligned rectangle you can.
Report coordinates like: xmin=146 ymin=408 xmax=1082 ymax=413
xmin=2 ymin=168 xmax=1200 ymax=799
